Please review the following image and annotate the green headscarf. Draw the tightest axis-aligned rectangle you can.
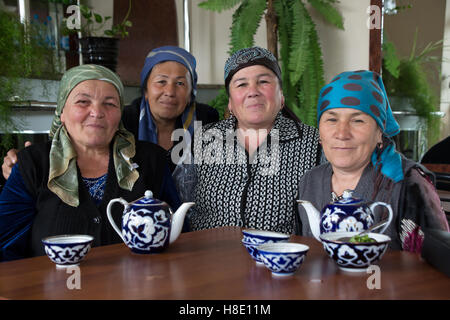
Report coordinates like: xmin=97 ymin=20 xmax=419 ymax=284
xmin=48 ymin=64 xmax=138 ymax=207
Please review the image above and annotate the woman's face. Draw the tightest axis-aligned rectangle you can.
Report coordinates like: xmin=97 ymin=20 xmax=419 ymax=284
xmin=319 ymin=108 xmax=383 ymax=173
xmin=61 ymin=80 xmax=121 ymax=151
xmin=145 ymin=61 xmax=192 ymax=124
xmin=228 ymin=65 xmax=284 ymax=131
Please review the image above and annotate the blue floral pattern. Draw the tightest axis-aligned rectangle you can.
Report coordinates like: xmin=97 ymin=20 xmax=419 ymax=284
xmin=320 ymin=202 xmax=374 ymax=234
xmin=322 ymin=240 xmax=388 ymax=271
xmin=43 ymin=243 xmax=92 ymax=266
xmin=122 ymin=207 xmax=171 ymax=253
xmin=259 ymin=253 xmax=306 ymax=275
xmin=82 ymin=173 xmax=107 ymax=206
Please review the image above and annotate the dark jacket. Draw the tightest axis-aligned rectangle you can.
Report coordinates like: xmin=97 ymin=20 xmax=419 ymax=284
xmin=15 ymin=140 xmax=176 ymax=257
xmin=421 ymin=136 xmax=450 ymax=164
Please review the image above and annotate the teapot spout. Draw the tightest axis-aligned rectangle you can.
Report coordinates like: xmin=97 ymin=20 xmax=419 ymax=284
xmin=297 ymin=200 xmax=322 ymax=242
xmin=169 ymin=202 xmax=195 ymax=244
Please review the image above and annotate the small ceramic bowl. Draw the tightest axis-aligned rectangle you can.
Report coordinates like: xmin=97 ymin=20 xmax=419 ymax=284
xmin=319 ymin=231 xmax=391 ymax=272
xmin=257 ymin=242 xmax=309 ymax=276
xmin=42 ymin=234 xmax=94 ymax=268
xmin=241 ymin=229 xmax=290 ymax=264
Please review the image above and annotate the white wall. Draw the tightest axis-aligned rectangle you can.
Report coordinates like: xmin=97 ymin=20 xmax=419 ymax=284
xmin=313 ymin=0 xmax=370 ymax=82
xmin=176 ymin=0 xmax=370 ymax=85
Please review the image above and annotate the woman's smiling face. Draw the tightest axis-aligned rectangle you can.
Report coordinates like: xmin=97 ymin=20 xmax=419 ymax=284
xmin=227 ymin=65 xmax=284 ymax=131
xmin=61 ymin=80 xmax=121 ymax=150
xmin=319 ymin=108 xmax=382 ymax=173
xmin=145 ymin=61 xmax=192 ymax=124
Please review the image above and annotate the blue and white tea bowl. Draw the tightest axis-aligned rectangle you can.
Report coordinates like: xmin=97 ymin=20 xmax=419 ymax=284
xmin=241 ymin=229 xmax=290 ymax=264
xmin=257 ymin=242 xmax=309 ymax=276
xmin=42 ymin=234 xmax=94 ymax=268
xmin=242 ymin=240 xmax=262 ymax=264
xmin=320 ymin=231 xmax=391 ymax=272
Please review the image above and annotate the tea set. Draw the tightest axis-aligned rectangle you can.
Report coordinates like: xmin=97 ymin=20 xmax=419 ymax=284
xmin=42 ymin=189 xmax=392 ymax=274
xmin=42 ymin=190 xmax=194 ymax=267
xmin=242 ymin=190 xmax=393 ymax=275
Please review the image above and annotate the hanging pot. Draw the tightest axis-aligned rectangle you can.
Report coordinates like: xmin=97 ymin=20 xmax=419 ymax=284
xmin=79 ymin=37 xmax=119 ymax=72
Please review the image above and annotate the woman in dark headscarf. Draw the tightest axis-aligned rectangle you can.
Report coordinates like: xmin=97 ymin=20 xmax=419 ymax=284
xmin=121 ymin=46 xmax=219 ymax=170
xmin=178 ymin=46 xmax=322 ymax=234
xmin=297 ymin=70 xmax=449 ymax=252
xmin=0 ymin=64 xmax=180 ymax=261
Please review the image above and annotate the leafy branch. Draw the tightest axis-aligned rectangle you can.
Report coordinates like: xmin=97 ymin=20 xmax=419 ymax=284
xmin=62 ymin=0 xmax=133 ymax=38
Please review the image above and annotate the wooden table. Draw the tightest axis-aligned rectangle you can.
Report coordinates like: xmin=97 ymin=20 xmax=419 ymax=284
xmin=0 ymin=226 xmax=448 ymax=300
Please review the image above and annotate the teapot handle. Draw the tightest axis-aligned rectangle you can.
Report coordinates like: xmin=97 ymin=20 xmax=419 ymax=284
xmin=106 ymin=198 xmax=129 ymax=243
xmin=369 ymin=202 xmax=393 ymax=234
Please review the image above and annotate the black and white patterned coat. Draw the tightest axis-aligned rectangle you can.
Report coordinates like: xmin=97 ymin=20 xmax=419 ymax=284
xmin=176 ymin=112 xmax=321 ymax=234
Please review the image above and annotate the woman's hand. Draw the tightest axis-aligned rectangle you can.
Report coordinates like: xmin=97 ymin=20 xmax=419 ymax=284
xmin=2 ymin=141 xmax=32 ymax=180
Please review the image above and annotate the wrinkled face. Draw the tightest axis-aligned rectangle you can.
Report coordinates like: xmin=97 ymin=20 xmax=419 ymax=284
xmin=61 ymin=80 xmax=121 ymax=150
xmin=145 ymin=61 xmax=192 ymax=123
xmin=228 ymin=65 xmax=284 ymax=130
xmin=319 ymin=108 xmax=383 ymax=173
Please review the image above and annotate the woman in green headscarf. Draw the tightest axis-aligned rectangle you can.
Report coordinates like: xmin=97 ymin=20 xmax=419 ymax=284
xmin=0 ymin=65 xmax=181 ymax=261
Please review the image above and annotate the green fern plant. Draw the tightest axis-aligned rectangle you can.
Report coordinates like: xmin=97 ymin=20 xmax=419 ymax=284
xmin=199 ymin=0 xmax=344 ymax=125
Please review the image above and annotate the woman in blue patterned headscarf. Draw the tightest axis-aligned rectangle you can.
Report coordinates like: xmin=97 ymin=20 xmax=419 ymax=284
xmin=317 ymin=70 xmax=403 ymax=183
xmin=121 ymin=46 xmax=219 ymax=170
xmin=297 ymin=70 xmax=449 ymax=253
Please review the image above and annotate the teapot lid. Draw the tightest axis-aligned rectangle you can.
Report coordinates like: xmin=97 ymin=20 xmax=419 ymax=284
xmin=333 ymin=190 xmax=363 ymax=205
xmin=133 ymin=190 xmax=167 ymax=206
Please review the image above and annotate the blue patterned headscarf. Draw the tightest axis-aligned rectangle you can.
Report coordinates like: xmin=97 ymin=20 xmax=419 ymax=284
xmin=317 ymin=70 xmax=404 ymax=182
xmin=138 ymin=46 xmax=198 ymax=144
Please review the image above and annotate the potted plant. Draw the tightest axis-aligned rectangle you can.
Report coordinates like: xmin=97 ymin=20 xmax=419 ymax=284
xmin=62 ymin=0 xmax=133 ymax=71
xmin=382 ymin=29 xmax=443 ymax=159
xmin=198 ymin=0 xmax=344 ymax=124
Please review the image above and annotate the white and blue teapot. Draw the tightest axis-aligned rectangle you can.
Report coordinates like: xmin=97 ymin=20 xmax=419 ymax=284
xmin=107 ymin=190 xmax=194 ymax=253
xmin=297 ymin=190 xmax=393 ymax=242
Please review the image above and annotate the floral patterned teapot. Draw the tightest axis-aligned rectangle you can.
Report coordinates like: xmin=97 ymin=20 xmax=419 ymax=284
xmin=297 ymin=190 xmax=393 ymax=242
xmin=107 ymin=190 xmax=194 ymax=253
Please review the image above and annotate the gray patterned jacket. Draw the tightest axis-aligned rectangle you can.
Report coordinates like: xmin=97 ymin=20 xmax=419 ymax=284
xmin=173 ymin=111 xmax=321 ymax=234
